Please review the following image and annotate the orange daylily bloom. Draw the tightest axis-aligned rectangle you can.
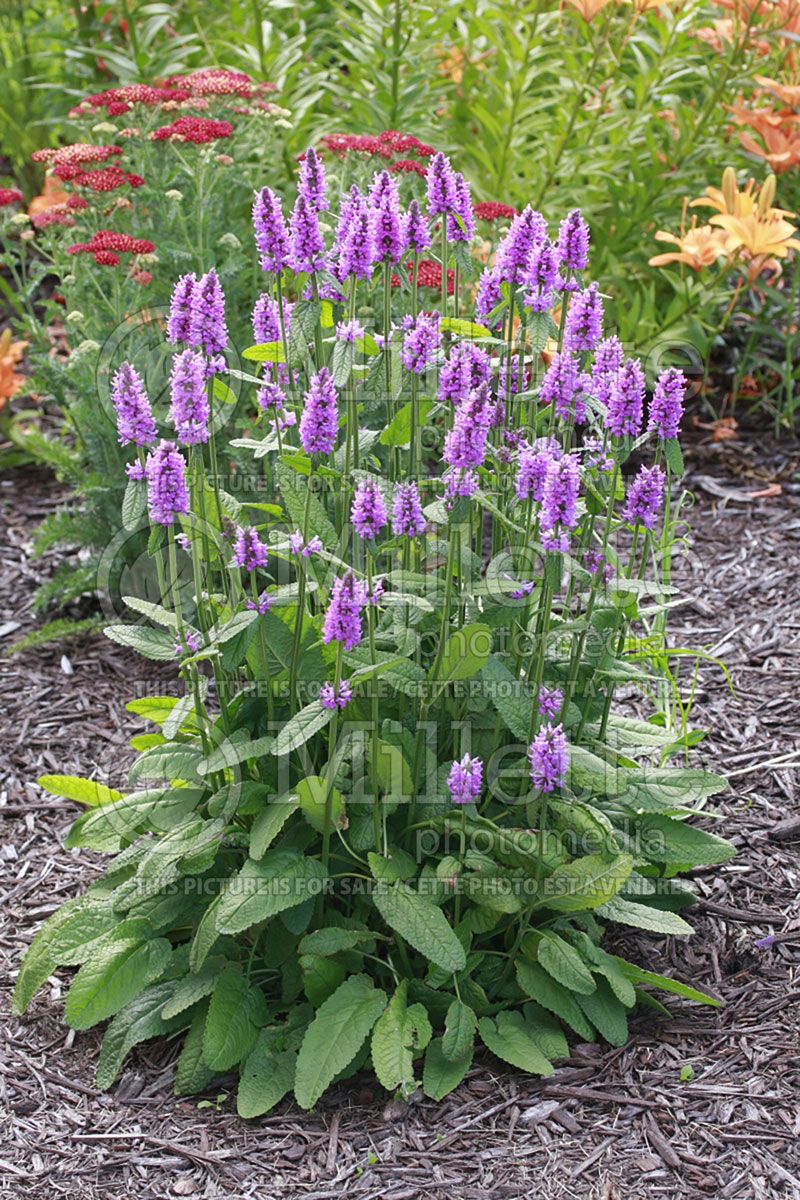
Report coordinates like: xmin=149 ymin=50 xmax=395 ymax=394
xmin=727 ymin=100 xmax=799 ymax=132
xmin=709 ymin=212 xmax=800 ymax=259
xmin=754 ymin=75 xmax=800 ymax=107
xmin=690 ymin=167 xmax=793 ymax=220
xmin=28 ymin=173 xmax=69 ymax=216
xmin=564 ymin=0 xmax=616 ymax=21
xmin=649 ymin=220 xmax=729 ymax=270
xmin=0 ymin=329 xmax=27 ymax=410
xmin=695 ymin=19 xmax=771 ymax=54
xmin=739 ymin=124 xmax=800 ymax=172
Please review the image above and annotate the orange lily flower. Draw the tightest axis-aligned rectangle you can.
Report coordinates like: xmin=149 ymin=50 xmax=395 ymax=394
xmin=649 ymin=220 xmax=729 ymax=270
xmin=709 ymin=211 xmax=800 ymax=259
xmin=0 ymin=329 xmax=27 ymax=411
xmin=739 ymin=124 xmax=800 ymax=172
xmin=28 ymin=173 xmax=69 ymax=217
xmin=564 ymin=0 xmax=616 ymax=21
xmin=754 ymin=75 xmax=800 ymax=108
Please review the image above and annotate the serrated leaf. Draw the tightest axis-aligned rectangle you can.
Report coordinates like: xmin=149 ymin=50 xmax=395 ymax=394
xmin=431 ymin=623 xmax=492 ymax=685
xmin=64 ymin=937 xmax=172 ymax=1031
xmin=250 ymin=793 xmax=299 ymax=859
xmin=636 ymin=814 xmax=736 ymax=866
xmin=242 ymin=341 xmax=286 ymax=363
xmin=373 ymin=883 xmax=466 ymax=974
xmin=215 ymin=851 xmax=327 ymax=936
xmin=122 ymin=596 xmax=178 ymax=630
xmin=174 ymin=1007 xmax=216 ymax=1096
xmin=104 ymin=623 xmax=176 ymax=661
xmin=576 ymin=978 xmax=629 ymax=1046
xmin=613 ymin=959 xmax=721 ymax=1006
xmin=203 ymin=967 xmax=268 ymax=1070
xmin=478 ymin=1014 xmax=553 ymax=1075
xmin=96 ymin=981 xmax=179 ymax=1089
xmin=13 ymin=897 xmax=111 ymax=1014
xmin=121 ymin=479 xmax=147 ymax=531
xmin=422 ymin=1036 xmax=472 ymax=1100
xmin=38 ymin=775 xmax=122 ymax=808
xmin=295 ymin=975 xmax=387 ymax=1109
xmin=161 ymin=959 xmax=224 ymax=1020
xmin=298 ymin=927 xmax=373 ymax=957
xmin=479 ymin=656 xmax=532 ymax=740
xmin=276 ymin=460 xmax=337 ymax=551
xmin=442 ymin=999 xmax=477 ymax=1063
xmin=542 ymin=853 xmax=633 ymax=913
xmin=238 ymin=1032 xmax=296 ymax=1118
xmin=664 ymin=437 xmax=684 ymax=477
xmin=128 ymin=744 xmax=203 ymax=786
xmin=597 ymin=896 xmax=693 ymax=934
xmin=380 ymin=399 xmax=433 ymax=447
xmin=198 ymin=735 xmax=274 ymax=776
xmin=370 ymin=982 xmax=431 ymax=1096
xmin=514 ymin=960 xmax=595 ymax=1041
xmin=536 ymin=931 xmax=596 ymax=995
xmin=271 ymin=701 xmax=333 ymax=757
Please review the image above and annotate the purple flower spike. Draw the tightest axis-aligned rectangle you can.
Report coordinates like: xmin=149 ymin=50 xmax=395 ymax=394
xmin=443 ymin=382 xmax=492 ymax=470
xmin=426 ymin=151 xmax=457 ymax=216
xmin=370 ymin=180 xmax=404 ymax=264
xmin=340 ymin=192 xmax=373 ymax=281
xmin=392 ymin=482 xmax=426 ymax=537
xmin=169 ymin=348 xmax=209 ymax=445
xmin=174 ymin=629 xmax=201 ymax=657
xmin=557 ymin=209 xmax=590 ymax=274
xmin=623 ymin=463 xmax=665 ymax=529
xmin=475 ymin=267 xmax=503 ymax=327
xmin=515 ymin=437 xmax=559 ymax=503
xmin=405 ymin=199 xmax=431 ymax=254
xmin=538 ymin=687 xmax=563 ymax=719
xmin=189 ymin=269 xmax=228 ymax=359
xmin=495 ymin=206 xmax=547 ymax=284
xmin=351 ymin=476 xmax=388 ymax=540
xmin=232 ymin=525 xmax=269 ymax=571
xmin=167 ymin=273 xmax=197 ymax=344
xmin=299 ymin=367 xmax=339 ymax=455
xmin=606 ymin=357 xmax=646 ymax=438
xmin=439 ymin=341 xmax=491 ymax=404
xmin=649 ymin=367 xmax=686 ymax=441
xmin=402 ymin=312 xmax=442 ymax=374
xmin=564 ymin=282 xmax=603 ymax=353
xmin=320 ymin=680 xmax=352 ymax=710
xmin=126 ymin=461 xmax=146 ymax=481
xmin=253 ymin=187 xmax=289 ymax=274
xmin=111 ymin=361 xmax=157 ymax=447
xmin=298 ymin=146 xmax=328 ymax=212
xmin=246 ymin=590 xmax=272 ymax=616
xmin=252 ymin=292 xmax=292 ymax=345
xmin=146 ymin=440 xmax=190 ymax=526
xmin=447 ymin=754 xmax=483 ymax=805
xmin=323 ymin=571 xmax=368 ymax=651
xmin=541 ymin=454 xmax=580 ymax=546
xmin=289 ymin=194 xmax=326 ymax=274
xmin=523 ymin=240 xmax=561 ymax=311
xmin=446 ymin=173 xmax=475 ymax=243
xmin=528 ymin=723 xmax=568 ymax=793
xmin=539 ymin=352 xmax=587 ymax=423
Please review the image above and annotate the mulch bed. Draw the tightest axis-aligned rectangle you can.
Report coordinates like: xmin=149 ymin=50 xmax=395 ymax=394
xmin=1 ymin=432 xmax=799 ymax=1200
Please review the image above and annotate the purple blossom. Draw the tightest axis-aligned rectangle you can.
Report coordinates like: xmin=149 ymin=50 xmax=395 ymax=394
xmin=426 ymin=152 xmax=457 ymax=216
xmin=583 ymin=436 xmax=613 ymax=472
xmin=538 ymin=687 xmax=563 ymax=719
xmin=510 ymin=579 xmax=535 ymax=600
xmin=556 ymin=209 xmax=590 ymax=274
xmin=351 ymin=477 xmax=388 ymax=540
xmin=320 ymin=680 xmax=352 ymax=710
xmin=246 ymin=591 xmax=272 ymax=615
xmin=539 ymin=352 xmax=587 ymax=423
xmin=623 ymin=464 xmax=665 ymax=529
xmin=564 ymin=282 xmax=603 ymax=353
xmin=370 ymin=578 xmax=385 ymax=606
xmin=495 ymin=206 xmax=547 ymax=284
xmin=447 ymin=754 xmax=483 ymax=805
xmin=289 ymin=530 xmax=322 ymax=557
xmin=299 ymin=367 xmax=339 ymax=455
xmin=528 ymin=723 xmax=568 ymax=792
xmin=540 ymin=454 xmax=580 ymax=547
xmin=443 ymin=467 xmax=479 ymax=505
xmin=257 ymin=381 xmax=286 ymax=412
xmin=404 ymin=199 xmax=431 ymax=254
xmin=167 ymin=273 xmax=196 ymax=344
xmin=339 ymin=192 xmax=373 ymax=281
xmin=649 ymin=367 xmax=686 ymax=441
xmin=515 ymin=438 xmax=559 ymax=502
xmin=606 ymin=357 xmax=645 ymax=438
xmin=370 ymin=180 xmax=404 ymax=265
xmin=174 ymin=629 xmax=201 ymax=657
xmin=591 ymin=336 xmax=626 ymax=407
xmin=232 ymin=525 xmax=269 ymax=570
xmin=439 ymin=341 xmax=491 ymax=404
xmin=189 ymin=269 xmax=228 ymax=359
xmin=289 ymin=194 xmax=326 ymax=274
xmin=323 ymin=571 xmax=368 ymax=651
xmin=336 ymin=318 xmax=365 ymax=343
xmin=443 ymin=382 xmax=492 ymax=469
xmin=446 ymin=173 xmax=475 ymax=243
xmin=169 ymin=349 xmax=209 ymax=445
xmin=252 ymin=187 xmax=289 ymax=274
xmin=111 ymin=361 xmax=157 ymax=447
xmin=126 ymin=461 xmax=146 ymax=481
xmin=146 ymin=440 xmax=190 ymax=526
xmin=402 ymin=311 xmax=442 ymax=373
xmin=176 ymin=533 xmax=191 ymax=551
xmin=298 ymin=146 xmax=328 ymax=212
xmin=337 ymin=185 xmax=362 ymax=242
xmin=370 ymin=169 xmax=395 ymax=206
xmin=523 ymin=239 xmax=561 ymax=311
xmin=392 ymin=482 xmax=426 ymax=537
xmin=252 ymin=292 xmax=291 ymax=346
xmin=754 ymin=934 xmax=776 ymax=950
xmin=475 ymin=268 xmax=503 ymax=327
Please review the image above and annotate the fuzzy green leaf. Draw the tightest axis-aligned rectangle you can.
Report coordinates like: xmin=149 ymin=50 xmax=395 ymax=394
xmin=238 ymin=1032 xmax=296 ymax=1118
xmin=295 ymin=975 xmax=387 ymax=1109
xmin=373 ymin=883 xmax=466 ymax=974
xmin=65 ymin=937 xmax=172 ymax=1031
xmin=215 ymin=851 xmax=327 ymax=936
xmin=203 ymin=967 xmax=268 ymax=1071
xmin=422 ymin=1036 xmax=472 ymax=1100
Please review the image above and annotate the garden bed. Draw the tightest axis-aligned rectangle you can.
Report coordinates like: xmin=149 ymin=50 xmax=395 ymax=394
xmin=2 ymin=427 xmax=799 ymax=1200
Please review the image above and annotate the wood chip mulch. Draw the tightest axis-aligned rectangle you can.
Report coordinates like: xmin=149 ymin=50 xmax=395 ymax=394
xmin=1 ymin=434 xmax=799 ymax=1200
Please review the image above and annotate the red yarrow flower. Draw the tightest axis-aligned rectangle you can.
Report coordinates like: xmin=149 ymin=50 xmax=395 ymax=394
xmin=474 ymin=201 xmax=518 ymax=222
xmin=151 ymin=116 xmax=234 ymax=145
xmin=0 ymin=188 xmax=24 ymax=207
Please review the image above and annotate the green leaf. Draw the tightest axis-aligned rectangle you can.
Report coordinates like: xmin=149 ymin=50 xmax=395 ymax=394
xmin=174 ymin=1007 xmax=216 ymax=1096
xmin=242 ymin=341 xmax=286 ymax=363
xmin=636 ymin=814 xmax=736 ymax=866
xmin=198 ymin=735 xmax=274 ymax=776
xmin=65 ymin=937 xmax=172 ymax=1031
xmin=478 ymin=1014 xmax=554 ymax=1075
xmin=37 ymin=775 xmax=122 ymax=808
xmin=160 ymin=958 xmax=224 ymax=1020
xmin=271 ymin=702 xmax=333 ymax=757
xmin=479 ymin=655 xmax=532 ymax=740
xmin=128 ymin=744 xmax=203 ymax=786
xmin=576 ymin=978 xmax=629 ymax=1046
xmin=12 ymin=897 xmax=116 ymax=1014
xmin=295 ymin=975 xmax=387 ymax=1109
xmin=299 ymin=927 xmax=374 ymax=957
xmin=277 ymin=460 xmax=337 ymax=551
xmin=442 ymin=999 xmax=477 ymax=1063
xmin=618 ymin=767 xmax=727 ymax=810
xmin=104 ymin=624 xmax=177 ymax=661
xmin=238 ymin=1033 xmax=296 ymax=1118
xmin=296 ymin=775 xmax=346 ymax=835
xmin=189 ymin=895 xmax=224 ymax=972
xmin=380 ymin=399 xmax=433 ymax=447
xmin=203 ymin=967 xmax=268 ymax=1070
xmin=96 ymin=981 xmax=179 ymax=1089
xmin=542 ymin=853 xmax=633 ymax=913
xmin=373 ymin=883 xmax=466 ymax=974
xmin=521 ymin=1003 xmax=569 ymax=1062
xmin=536 ymin=931 xmax=596 ymax=995
xmin=422 ymin=1036 xmax=472 ymax=1100
xmin=215 ymin=851 xmax=327 ymax=936
xmin=664 ymin=437 xmax=684 ymax=477
xmin=250 ymin=793 xmax=299 ymax=859
xmin=300 ymin=952 xmax=346 ymax=1007
xmin=598 ymin=896 xmax=693 ymax=935
xmin=431 ymin=623 xmax=492 ymax=685
xmin=514 ymin=960 xmax=595 ymax=1041
xmin=439 ymin=317 xmax=490 ymax=339
xmin=122 ymin=596 xmax=178 ymax=630
xmin=613 ymin=959 xmax=721 ymax=1006
xmin=370 ymin=981 xmax=431 ymax=1096
xmin=121 ymin=479 xmax=147 ymax=531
